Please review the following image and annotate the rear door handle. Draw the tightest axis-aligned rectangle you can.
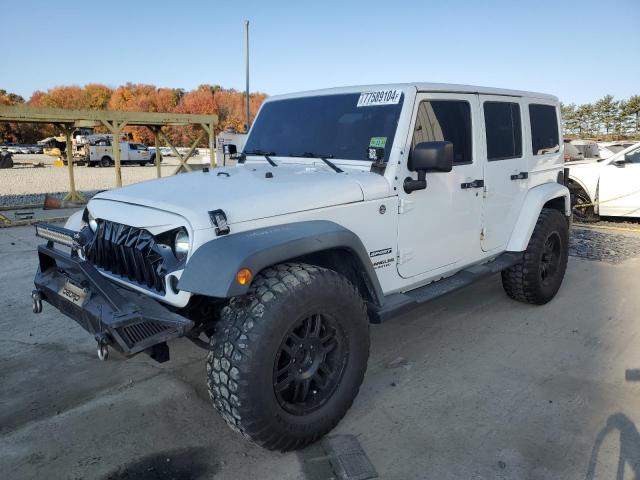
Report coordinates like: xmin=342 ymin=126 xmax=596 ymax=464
xmin=461 ymin=179 xmax=484 ymax=189
xmin=510 ymin=172 xmax=529 ymax=180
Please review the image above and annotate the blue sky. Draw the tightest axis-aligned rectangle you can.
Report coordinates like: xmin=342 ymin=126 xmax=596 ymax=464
xmin=1 ymin=0 xmax=638 ymax=105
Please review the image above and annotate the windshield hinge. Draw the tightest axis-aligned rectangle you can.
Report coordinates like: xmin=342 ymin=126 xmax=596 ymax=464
xmin=398 ymin=199 xmax=414 ymax=214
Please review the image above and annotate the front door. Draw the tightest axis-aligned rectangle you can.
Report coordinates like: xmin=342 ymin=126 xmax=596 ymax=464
xmin=397 ymin=93 xmax=484 ymax=278
xmin=479 ymin=96 xmax=529 ymax=251
xmin=599 ymin=145 xmax=640 ymax=217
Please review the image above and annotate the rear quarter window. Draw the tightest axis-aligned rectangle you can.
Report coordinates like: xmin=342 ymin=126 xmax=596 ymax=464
xmin=529 ymin=104 xmax=560 ymax=155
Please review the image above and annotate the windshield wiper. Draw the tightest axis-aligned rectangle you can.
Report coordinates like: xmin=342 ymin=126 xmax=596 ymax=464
xmin=292 ymin=152 xmax=343 ymax=173
xmin=242 ymin=150 xmax=278 ymax=167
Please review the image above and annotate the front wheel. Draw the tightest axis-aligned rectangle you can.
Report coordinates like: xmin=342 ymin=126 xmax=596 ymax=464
xmin=571 ymin=189 xmax=599 ymax=223
xmin=501 ymin=208 xmax=569 ymax=305
xmin=207 ymin=263 xmax=369 ymax=451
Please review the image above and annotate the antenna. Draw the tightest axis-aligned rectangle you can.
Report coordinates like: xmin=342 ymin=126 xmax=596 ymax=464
xmin=245 ymin=20 xmax=250 ymax=132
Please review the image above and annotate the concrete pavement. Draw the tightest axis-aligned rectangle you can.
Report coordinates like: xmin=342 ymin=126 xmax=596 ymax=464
xmin=1 ymin=224 xmax=639 ymax=479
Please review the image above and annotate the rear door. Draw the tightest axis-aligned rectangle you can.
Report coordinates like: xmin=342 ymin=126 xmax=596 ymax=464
xmin=479 ymin=96 xmax=529 ymax=251
xmin=396 ymin=92 xmax=484 ymax=278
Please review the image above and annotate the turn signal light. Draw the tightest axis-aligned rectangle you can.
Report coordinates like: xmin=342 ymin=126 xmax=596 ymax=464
xmin=236 ymin=268 xmax=253 ymax=285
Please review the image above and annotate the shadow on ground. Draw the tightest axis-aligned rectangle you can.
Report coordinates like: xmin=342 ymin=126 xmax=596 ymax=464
xmin=585 ymin=370 xmax=640 ymax=479
xmin=101 ymin=447 xmax=213 ymax=480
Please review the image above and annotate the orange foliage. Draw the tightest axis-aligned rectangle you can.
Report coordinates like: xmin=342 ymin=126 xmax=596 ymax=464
xmin=0 ymin=83 xmax=268 ymax=146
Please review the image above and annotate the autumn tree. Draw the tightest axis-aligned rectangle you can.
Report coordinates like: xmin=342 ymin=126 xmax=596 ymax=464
xmin=0 ymin=89 xmax=26 ymax=143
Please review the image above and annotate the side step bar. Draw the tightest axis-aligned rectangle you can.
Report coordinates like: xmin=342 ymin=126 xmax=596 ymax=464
xmin=370 ymin=252 xmax=523 ymax=323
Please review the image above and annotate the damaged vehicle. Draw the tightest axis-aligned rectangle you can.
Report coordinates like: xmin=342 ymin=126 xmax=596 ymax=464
xmin=32 ymin=83 xmax=570 ymax=451
xmin=567 ymin=141 xmax=640 ymax=221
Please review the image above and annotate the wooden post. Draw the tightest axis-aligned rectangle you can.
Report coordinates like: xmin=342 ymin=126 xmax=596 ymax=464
xmin=201 ymin=122 xmax=215 ymax=168
xmin=210 ymin=123 xmax=215 ymax=168
xmin=151 ymin=126 xmax=162 ymax=178
xmin=101 ymin=119 xmax=127 ymax=187
xmin=61 ymin=124 xmax=85 ymax=202
xmin=112 ymin=121 xmax=123 ymax=187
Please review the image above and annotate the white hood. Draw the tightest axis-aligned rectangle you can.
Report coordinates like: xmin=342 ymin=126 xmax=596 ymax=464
xmin=91 ymin=164 xmax=392 ymax=230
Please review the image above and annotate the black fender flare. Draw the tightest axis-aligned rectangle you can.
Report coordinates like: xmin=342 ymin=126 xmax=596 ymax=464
xmin=178 ymin=220 xmax=384 ymax=304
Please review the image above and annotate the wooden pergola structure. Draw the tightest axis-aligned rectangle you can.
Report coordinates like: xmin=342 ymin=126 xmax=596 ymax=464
xmin=0 ymin=106 xmax=218 ymax=202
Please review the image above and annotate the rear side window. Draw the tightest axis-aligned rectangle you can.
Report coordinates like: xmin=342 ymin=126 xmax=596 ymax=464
xmin=484 ymin=102 xmax=522 ymax=160
xmin=411 ymin=100 xmax=472 ymax=164
xmin=529 ymin=104 xmax=559 ymax=155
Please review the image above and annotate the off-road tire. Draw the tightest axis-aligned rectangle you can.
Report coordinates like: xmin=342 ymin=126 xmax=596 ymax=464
xmin=207 ymin=263 xmax=369 ymax=451
xmin=501 ymin=208 xmax=569 ymax=305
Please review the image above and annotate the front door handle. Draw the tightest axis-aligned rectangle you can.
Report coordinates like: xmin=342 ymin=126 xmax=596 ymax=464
xmin=461 ymin=179 xmax=484 ymax=189
xmin=510 ymin=172 xmax=529 ymax=180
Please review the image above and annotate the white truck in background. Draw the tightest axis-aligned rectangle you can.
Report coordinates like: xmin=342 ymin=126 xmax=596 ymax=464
xmin=75 ymin=135 xmax=151 ymax=167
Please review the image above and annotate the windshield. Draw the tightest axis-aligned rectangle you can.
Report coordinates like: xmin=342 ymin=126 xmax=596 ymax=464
xmin=243 ymin=92 xmax=404 ymax=162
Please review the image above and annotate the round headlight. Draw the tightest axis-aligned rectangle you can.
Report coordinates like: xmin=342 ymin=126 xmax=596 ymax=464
xmin=88 ymin=212 xmax=98 ymax=232
xmin=174 ymin=229 xmax=190 ymax=260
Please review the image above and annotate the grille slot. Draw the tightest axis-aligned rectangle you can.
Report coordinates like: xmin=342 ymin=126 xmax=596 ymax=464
xmin=117 ymin=321 xmax=174 ymax=348
xmin=85 ymin=220 xmax=166 ymax=293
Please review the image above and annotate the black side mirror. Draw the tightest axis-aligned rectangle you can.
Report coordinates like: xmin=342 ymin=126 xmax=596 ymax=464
xmin=613 ymin=158 xmax=626 ymax=168
xmin=404 ymin=141 xmax=453 ymax=193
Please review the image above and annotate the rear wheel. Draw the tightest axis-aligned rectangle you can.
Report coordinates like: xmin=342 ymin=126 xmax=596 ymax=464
xmin=100 ymin=156 xmax=111 ymax=168
xmin=207 ymin=263 xmax=369 ymax=451
xmin=501 ymin=208 xmax=569 ymax=305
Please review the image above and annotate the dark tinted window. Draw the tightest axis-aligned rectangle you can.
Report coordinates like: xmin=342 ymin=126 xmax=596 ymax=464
xmin=243 ymin=93 xmax=404 ymax=162
xmin=411 ymin=100 xmax=472 ymax=164
xmin=625 ymin=146 xmax=640 ymax=164
xmin=529 ymin=104 xmax=560 ymax=155
xmin=484 ymin=102 xmax=522 ymax=160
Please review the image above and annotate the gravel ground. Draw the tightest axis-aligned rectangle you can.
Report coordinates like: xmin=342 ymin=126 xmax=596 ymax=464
xmin=0 ymin=154 xmax=213 ymax=208
xmin=569 ymin=227 xmax=640 ymax=263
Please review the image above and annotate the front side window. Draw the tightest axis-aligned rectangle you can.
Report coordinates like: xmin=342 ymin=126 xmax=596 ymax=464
xmin=484 ymin=102 xmax=522 ymax=160
xmin=244 ymin=92 xmax=404 ymax=162
xmin=411 ymin=100 xmax=472 ymax=164
xmin=529 ymin=104 xmax=559 ymax=155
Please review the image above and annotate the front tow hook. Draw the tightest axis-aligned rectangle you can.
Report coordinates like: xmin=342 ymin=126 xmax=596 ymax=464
xmin=95 ymin=333 xmax=111 ymax=361
xmin=31 ymin=290 xmax=43 ymax=314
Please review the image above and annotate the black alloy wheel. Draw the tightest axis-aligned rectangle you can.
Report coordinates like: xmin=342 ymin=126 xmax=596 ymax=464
xmin=274 ymin=313 xmax=347 ymax=416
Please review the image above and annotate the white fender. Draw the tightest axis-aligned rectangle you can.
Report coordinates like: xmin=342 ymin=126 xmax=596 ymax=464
xmin=64 ymin=210 xmax=84 ymax=232
xmin=506 ymin=182 xmax=570 ymax=252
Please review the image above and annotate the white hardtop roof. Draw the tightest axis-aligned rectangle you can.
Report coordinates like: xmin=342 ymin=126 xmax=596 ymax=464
xmin=268 ymin=83 xmax=558 ymax=102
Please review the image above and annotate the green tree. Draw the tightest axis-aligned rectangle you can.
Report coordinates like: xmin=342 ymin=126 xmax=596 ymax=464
xmin=623 ymin=95 xmax=640 ymax=134
xmin=594 ymin=95 xmax=619 ymax=135
xmin=576 ymin=104 xmax=595 ymax=136
xmin=561 ymin=103 xmax=579 ymax=135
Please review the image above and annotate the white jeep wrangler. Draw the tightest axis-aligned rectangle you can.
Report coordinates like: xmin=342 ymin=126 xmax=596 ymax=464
xmin=32 ymin=83 xmax=570 ymax=451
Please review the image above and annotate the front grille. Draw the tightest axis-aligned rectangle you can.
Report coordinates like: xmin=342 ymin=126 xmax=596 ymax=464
xmin=85 ymin=220 xmax=166 ymax=293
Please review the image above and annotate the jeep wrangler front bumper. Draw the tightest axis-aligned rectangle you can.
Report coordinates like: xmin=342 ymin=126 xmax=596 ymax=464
xmin=33 ymin=224 xmax=194 ymax=361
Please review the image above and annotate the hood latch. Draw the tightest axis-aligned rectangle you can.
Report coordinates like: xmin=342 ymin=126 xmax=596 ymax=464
xmin=209 ymin=209 xmax=230 ymax=236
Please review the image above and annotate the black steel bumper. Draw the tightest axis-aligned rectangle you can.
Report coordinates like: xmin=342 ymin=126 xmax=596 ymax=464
xmin=34 ymin=241 xmax=194 ymax=360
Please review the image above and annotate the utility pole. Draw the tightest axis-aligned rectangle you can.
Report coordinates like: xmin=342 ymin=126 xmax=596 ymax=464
xmin=245 ymin=20 xmax=250 ymax=132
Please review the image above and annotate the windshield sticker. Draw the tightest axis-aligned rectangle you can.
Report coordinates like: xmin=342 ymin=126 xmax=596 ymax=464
xmin=357 ymin=89 xmax=402 ymax=107
xmin=369 ymin=137 xmax=387 ymax=148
